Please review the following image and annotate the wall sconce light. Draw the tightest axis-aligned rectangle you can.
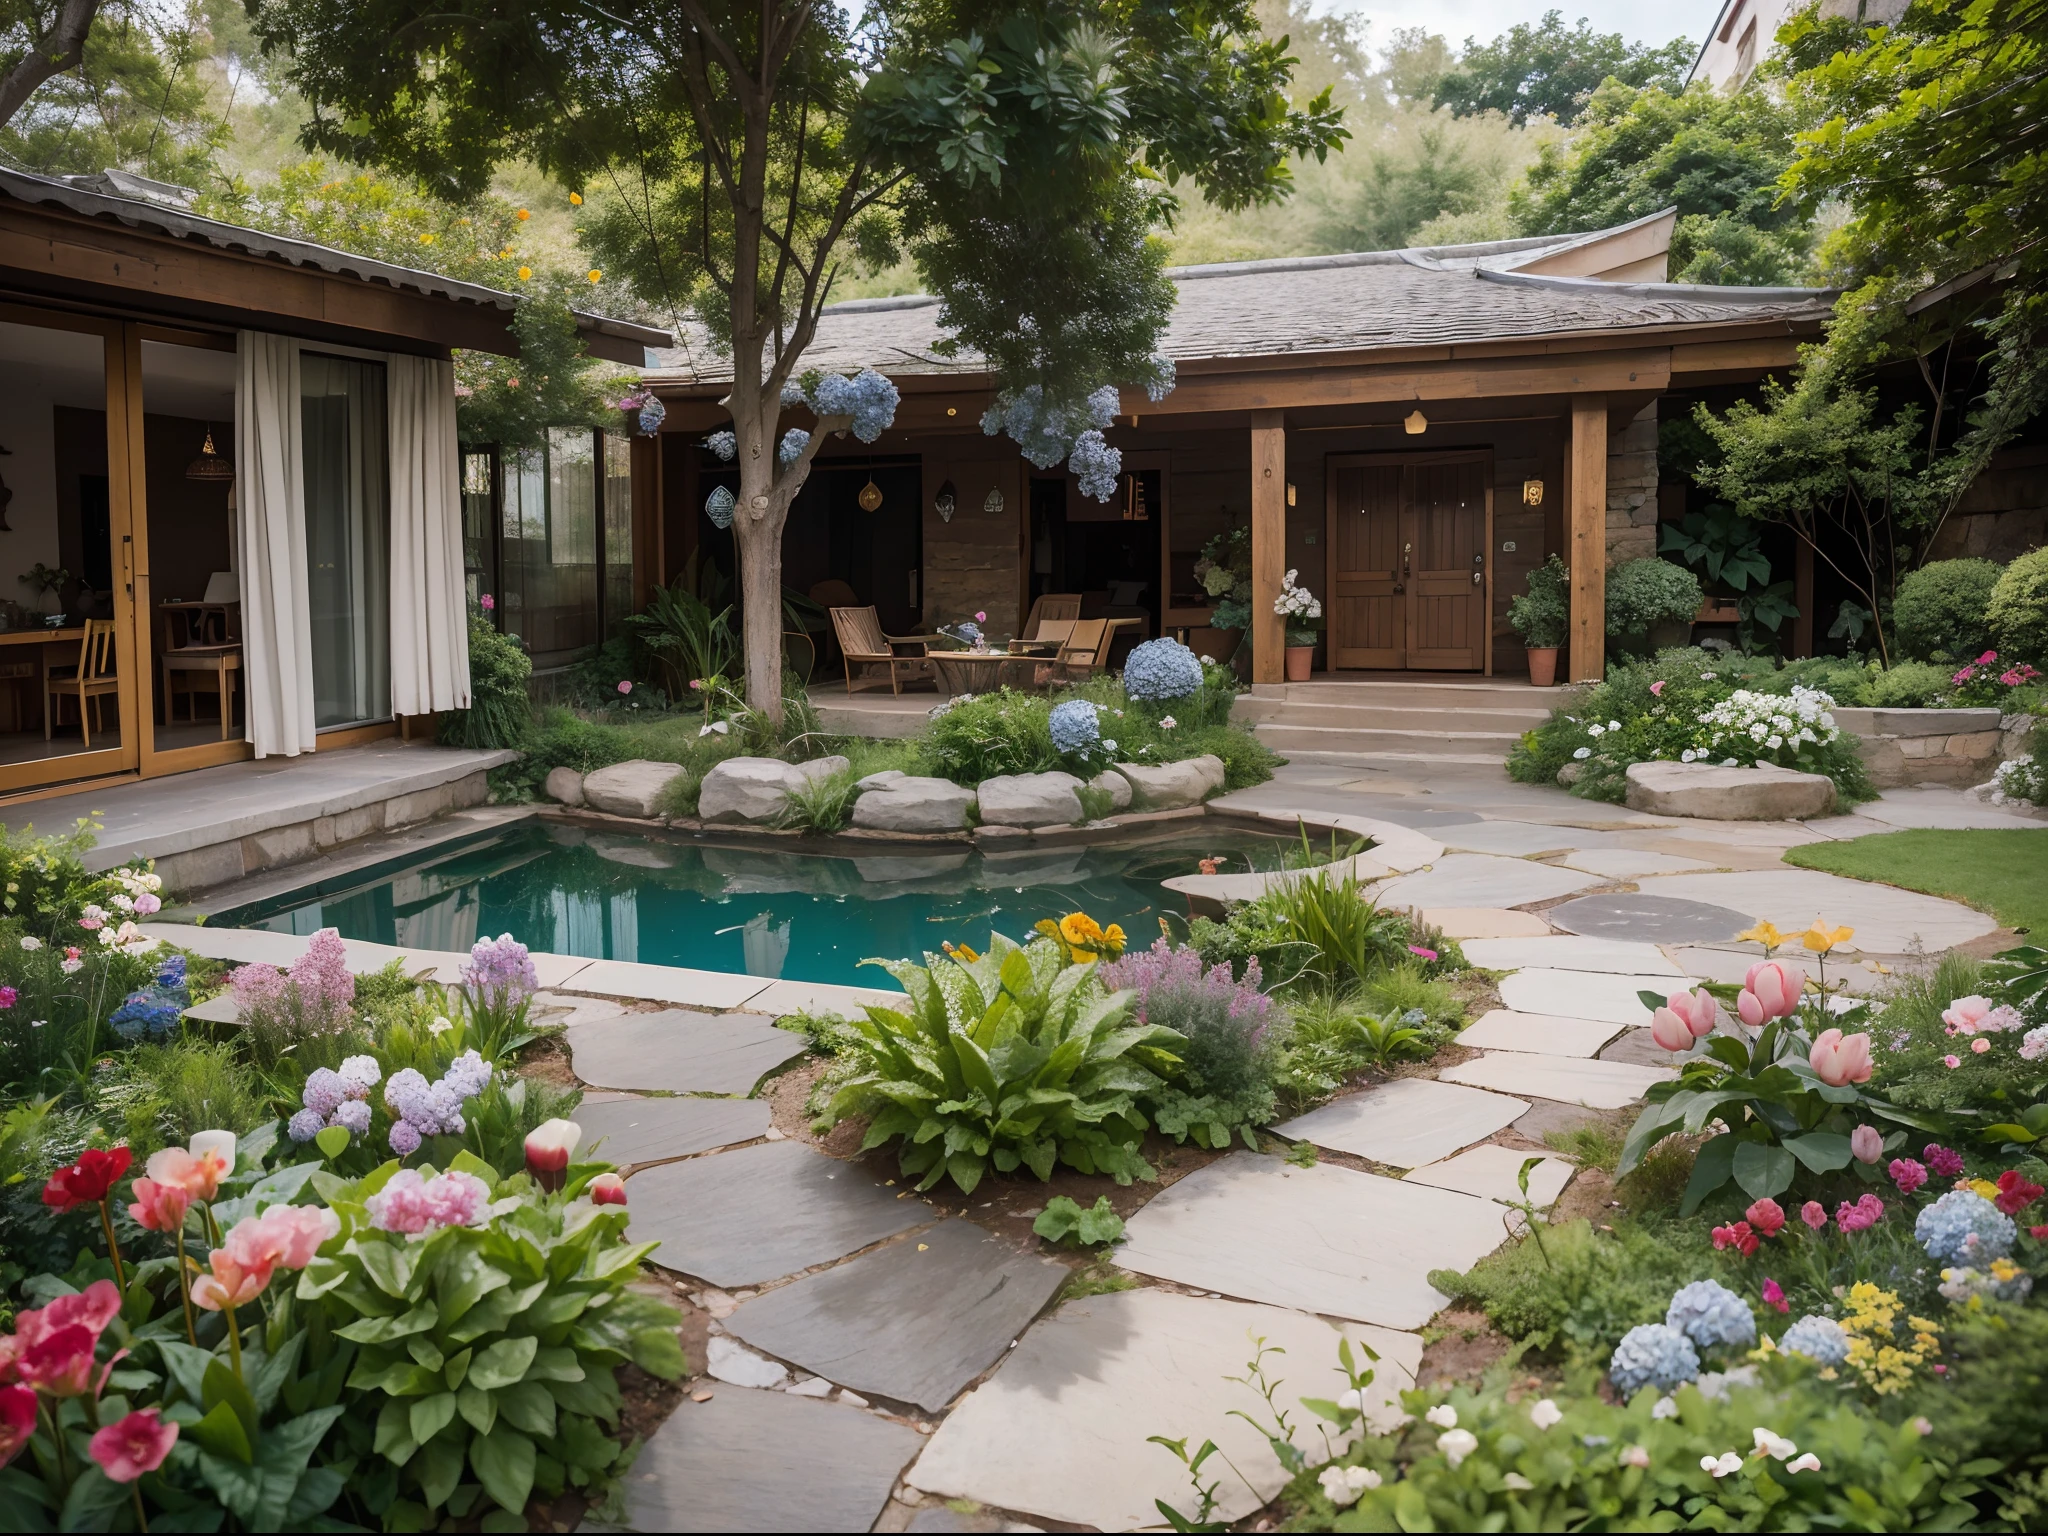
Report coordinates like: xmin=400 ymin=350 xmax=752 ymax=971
xmin=934 ymin=479 xmax=957 ymax=523
xmin=1286 ymin=482 xmax=1297 ymax=507
xmin=1403 ymin=410 xmax=1428 ymax=436
xmin=1522 ymin=479 xmax=1544 ymax=506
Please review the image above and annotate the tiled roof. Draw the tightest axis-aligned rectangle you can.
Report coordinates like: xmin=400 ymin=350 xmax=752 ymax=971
xmin=644 ymin=216 xmax=1832 ymax=387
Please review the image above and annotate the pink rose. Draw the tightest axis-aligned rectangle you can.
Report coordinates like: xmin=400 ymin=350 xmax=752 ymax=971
xmin=1942 ymin=995 xmax=1993 ymax=1035
xmin=1978 ymin=650 xmax=1998 ymax=665
xmin=1836 ymin=1193 xmax=1884 ymax=1233
xmin=1809 ymin=1028 xmax=1873 ymax=1087
xmin=1971 ymin=1037 xmax=1991 ymax=1055
xmin=1925 ymin=1144 xmax=1966 ymax=1178
xmin=617 ymin=679 xmax=632 ymax=694
xmin=975 ymin=611 xmax=987 ymax=623
xmin=1889 ymin=1158 xmax=1927 ymax=1194
xmin=1944 ymin=1054 xmax=1962 ymax=1069
xmin=1746 ymin=1197 xmax=1786 ymax=1237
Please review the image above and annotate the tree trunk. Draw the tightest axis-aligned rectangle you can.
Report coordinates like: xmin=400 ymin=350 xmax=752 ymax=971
xmin=734 ymin=479 xmax=788 ymax=722
xmin=0 ymin=0 xmax=101 ymax=131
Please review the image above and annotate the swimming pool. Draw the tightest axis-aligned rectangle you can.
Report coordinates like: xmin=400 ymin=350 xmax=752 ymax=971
xmin=217 ymin=821 xmax=1299 ymax=986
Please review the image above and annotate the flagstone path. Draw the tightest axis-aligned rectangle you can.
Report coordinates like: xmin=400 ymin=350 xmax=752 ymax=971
xmin=146 ymin=769 xmax=2033 ymax=1532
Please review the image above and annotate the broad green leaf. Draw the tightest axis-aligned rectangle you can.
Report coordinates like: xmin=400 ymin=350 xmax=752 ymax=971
xmin=469 ymin=1425 xmax=537 ymax=1515
xmin=1733 ymin=1140 xmax=1795 ymax=1201
xmin=188 ymin=1400 xmax=253 ymax=1465
xmin=336 ymin=1302 xmax=441 ymax=1344
xmin=1785 ymin=1131 xmax=1853 ymax=1173
xmin=498 ymin=1380 xmax=556 ymax=1437
xmin=154 ymin=1339 xmax=217 ymax=1407
xmin=468 ymin=1335 xmax=539 ymax=1391
xmin=445 ymin=1346 xmax=474 ymax=1390
xmin=411 ymin=1390 xmax=459 ymax=1445
xmin=57 ymin=1467 xmax=126 ymax=1535
xmin=375 ymin=1397 xmax=419 ymax=1465
xmin=525 ymin=1346 xmax=584 ymax=1383
xmin=315 ymin=1125 xmax=350 ymax=1160
xmin=1679 ymin=1132 xmax=1738 ymax=1216
xmin=630 ymin=1326 xmax=685 ymax=1380
xmin=415 ymin=1435 xmax=466 ymax=1512
xmin=202 ymin=1358 xmax=260 ymax=1443
xmin=351 ymin=1237 xmax=419 ymax=1299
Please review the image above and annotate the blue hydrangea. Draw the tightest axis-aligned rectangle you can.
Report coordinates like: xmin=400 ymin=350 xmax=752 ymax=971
xmin=807 ymin=368 xmax=898 ymax=441
xmin=1779 ymin=1314 xmax=1849 ymax=1364
xmin=781 ymin=378 xmax=809 ymax=406
xmin=982 ymin=383 xmax=1121 ymax=477
xmin=155 ymin=954 xmax=187 ymax=989
xmin=1049 ymin=699 xmax=1102 ymax=756
xmin=778 ymin=428 xmax=810 ymax=466
xmin=1609 ymin=1323 xmax=1700 ymax=1396
xmin=1143 ymin=354 xmax=1176 ymax=402
xmin=1916 ymin=1189 xmax=2016 ymax=1263
xmin=704 ymin=429 xmax=736 ymax=461
xmin=1122 ymin=638 xmax=1204 ymax=702
xmin=1069 ymin=429 xmax=1122 ymax=501
xmin=1667 ymin=1279 xmax=1756 ymax=1349
xmin=705 ymin=484 xmax=737 ymax=529
xmin=108 ymin=991 xmax=181 ymax=1040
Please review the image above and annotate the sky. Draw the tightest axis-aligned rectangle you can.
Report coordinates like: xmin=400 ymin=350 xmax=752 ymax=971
xmin=1328 ymin=0 xmax=1727 ymax=50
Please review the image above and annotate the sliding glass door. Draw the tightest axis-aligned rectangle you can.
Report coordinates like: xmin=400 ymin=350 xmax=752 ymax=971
xmin=302 ymin=354 xmax=390 ymax=728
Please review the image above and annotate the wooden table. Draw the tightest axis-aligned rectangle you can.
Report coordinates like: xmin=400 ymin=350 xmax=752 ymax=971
xmin=930 ymin=651 xmax=1032 ymax=695
xmin=0 ymin=627 xmax=85 ymax=734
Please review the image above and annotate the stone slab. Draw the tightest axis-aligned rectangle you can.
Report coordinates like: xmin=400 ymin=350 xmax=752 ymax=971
xmin=1456 ymin=1009 xmax=1626 ymax=1059
xmin=705 ymin=1334 xmax=787 ymax=1388
xmin=558 ymin=957 xmax=771 ymax=1009
xmin=1436 ymin=820 xmax=1619 ymax=856
xmin=1598 ymin=1029 xmax=1688 ymax=1069
xmin=1115 ymin=1153 xmax=1512 ymax=1329
xmin=625 ymin=1383 xmax=922 ymax=1533
xmin=1276 ymin=1076 xmax=1527 ymax=1168
xmin=1373 ymin=853 xmax=1599 ymax=911
xmin=1557 ymin=848 xmax=1717 ymax=878
xmin=1635 ymin=867 xmax=2000 ymax=952
xmin=577 ymin=1096 xmax=771 ymax=1168
xmin=1624 ymin=760 xmax=1836 ymax=821
xmin=1545 ymin=892 xmax=1754 ymax=944
xmin=907 ymin=1288 xmax=1421 ymax=1532
xmin=1421 ymin=907 xmax=1554 ymax=939
xmin=569 ymin=1008 xmax=807 ymax=1095
xmin=742 ymin=977 xmax=904 ymax=1019
xmin=1845 ymin=792 xmax=2046 ymax=831
xmin=628 ymin=1141 xmax=930 ymax=1288
xmin=1512 ymin=1099 xmax=1606 ymax=1144
xmin=1461 ymin=936 xmax=1682 ymax=975
xmin=1496 ymin=969 xmax=1684 ymax=1027
xmin=1406 ymin=1144 xmax=1575 ymax=1208
xmin=725 ymin=1219 xmax=1066 ymax=1412
xmin=1440 ymin=1051 xmax=1674 ymax=1110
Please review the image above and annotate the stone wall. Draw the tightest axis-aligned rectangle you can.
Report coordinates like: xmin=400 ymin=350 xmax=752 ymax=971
xmin=1605 ymin=402 xmax=1659 ymax=566
xmin=1833 ymin=707 xmax=2006 ymax=789
xmin=919 ymin=454 xmax=1025 ymax=638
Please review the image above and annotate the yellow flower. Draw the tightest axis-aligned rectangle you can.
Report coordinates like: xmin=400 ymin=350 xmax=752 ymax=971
xmin=1802 ymin=920 xmax=1854 ymax=954
xmin=498 ymin=246 xmax=512 ymax=258
xmin=419 ymin=233 xmax=435 ymax=244
xmin=517 ymin=266 xmax=532 ymax=281
xmin=1060 ymin=913 xmax=1105 ymax=948
xmin=942 ymin=940 xmax=980 ymax=963
xmin=1102 ymin=923 xmax=1126 ymax=949
xmin=587 ymin=268 xmax=602 ymax=283
xmin=516 ymin=208 xmax=531 ymax=221
xmin=1966 ymin=1177 xmax=2001 ymax=1202
xmin=570 ymin=191 xmax=583 ymax=205
xmin=1737 ymin=920 xmax=1786 ymax=952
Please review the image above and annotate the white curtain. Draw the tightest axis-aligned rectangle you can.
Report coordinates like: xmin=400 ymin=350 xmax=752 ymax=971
xmin=386 ymin=354 xmax=471 ymax=714
xmin=235 ymin=331 xmax=316 ymax=757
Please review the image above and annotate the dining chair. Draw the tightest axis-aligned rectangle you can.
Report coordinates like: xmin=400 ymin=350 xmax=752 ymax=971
xmin=45 ymin=619 xmax=119 ymax=747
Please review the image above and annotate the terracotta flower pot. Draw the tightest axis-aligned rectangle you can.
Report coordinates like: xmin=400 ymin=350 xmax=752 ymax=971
xmin=1526 ymin=646 xmax=1560 ymax=687
xmin=1284 ymin=645 xmax=1315 ymax=682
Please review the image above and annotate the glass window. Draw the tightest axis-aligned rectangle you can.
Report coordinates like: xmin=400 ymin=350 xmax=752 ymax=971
xmin=301 ymin=353 xmax=391 ymax=727
xmin=603 ymin=431 xmax=633 ymax=638
xmin=500 ymin=429 xmax=598 ymax=662
xmin=460 ymin=448 xmax=497 ymax=614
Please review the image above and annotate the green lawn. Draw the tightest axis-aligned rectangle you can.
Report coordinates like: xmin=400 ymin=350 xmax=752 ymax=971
xmin=1785 ymin=828 xmax=2048 ymax=938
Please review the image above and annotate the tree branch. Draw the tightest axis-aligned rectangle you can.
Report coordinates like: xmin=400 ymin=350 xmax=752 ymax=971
xmin=0 ymin=0 xmax=102 ymax=131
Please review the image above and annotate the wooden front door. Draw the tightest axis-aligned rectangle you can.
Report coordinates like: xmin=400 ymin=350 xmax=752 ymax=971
xmin=1327 ymin=452 xmax=1491 ymax=672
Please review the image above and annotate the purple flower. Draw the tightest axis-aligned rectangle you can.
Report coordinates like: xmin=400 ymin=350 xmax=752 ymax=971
xmin=0 ymin=986 xmax=15 ymax=1009
xmin=289 ymin=929 xmax=357 ymax=1007
xmin=332 ymin=1099 xmax=372 ymax=1135
xmin=1926 ymin=1144 xmax=1967 ymax=1178
xmin=388 ymin=1119 xmax=423 ymax=1157
xmin=463 ymin=933 xmax=538 ymax=1008
xmin=303 ymin=1068 xmax=345 ymax=1118
xmin=287 ymin=1108 xmax=325 ymax=1143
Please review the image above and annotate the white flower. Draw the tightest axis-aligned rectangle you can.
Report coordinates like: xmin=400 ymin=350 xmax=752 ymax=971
xmin=1198 ymin=654 xmax=1213 ymax=663
xmin=1425 ymin=1405 xmax=1459 ymax=1429
xmin=1159 ymin=716 xmax=1177 ymax=730
xmin=1751 ymin=1427 xmax=1797 ymax=1461
xmin=1587 ymin=724 xmax=1606 ymax=737
xmin=1317 ymin=1464 xmax=1381 ymax=1505
xmin=1529 ymin=1398 xmax=1563 ymax=1431
xmin=1608 ymin=720 xmax=1621 ymax=731
xmin=1785 ymin=1452 xmax=1821 ymax=1474
xmin=1438 ymin=1428 xmax=1477 ymax=1467
xmin=1652 ymin=1396 xmax=1679 ymax=1420
xmin=109 ymin=893 xmax=133 ymax=913
xmin=1766 ymin=736 xmax=1782 ymax=751
xmin=59 ymin=957 xmax=82 ymax=974
xmin=1680 ymin=750 xmax=1697 ymax=762
xmin=430 ymin=1016 xmax=454 ymax=1036
xmin=1573 ymin=747 xmax=1592 ymax=759
xmin=1502 ymin=1472 xmax=1534 ymax=1490
xmin=1336 ymin=1388 xmax=1364 ymax=1410
xmin=19 ymin=936 xmax=39 ymax=951
xmin=1620 ymin=1445 xmax=1650 ymax=1469
xmin=1702 ymin=1452 xmax=1744 ymax=1478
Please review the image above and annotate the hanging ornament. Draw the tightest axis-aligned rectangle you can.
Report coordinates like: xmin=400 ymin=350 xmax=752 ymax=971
xmin=933 ymin=479 xmax=957 ymax=523
xmin=858 ymin=477 xmax=884 ymax=512
xmin=983 ymin=486 xmax=1005 ymax=515
xmin=705 ymin=484 xmax=736 ymax=529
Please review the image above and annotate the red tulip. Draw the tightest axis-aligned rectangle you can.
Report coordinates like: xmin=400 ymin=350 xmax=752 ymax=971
xmin=525 ymin=1118 xmax=582 ymax=1192
xmin=589 ymin=1172 xmax=627 ymax=1206
xmin=0 ymin=1384 xmax=33 ymax=1466
xmin=89 ymin=1407 xmax=178 ymax=1483
xmin=1810 ymin=1028 xmax=1874 ymax=1087
xmin=42 ymin=1146 xmax=133 ymax=1211
xmin=1996 ymin=1170 xmax=2045 ymax=1215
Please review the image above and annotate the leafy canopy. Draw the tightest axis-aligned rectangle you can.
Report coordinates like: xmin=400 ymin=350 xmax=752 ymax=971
xmin=1430 ymin=8 xmax=1693 ymax=127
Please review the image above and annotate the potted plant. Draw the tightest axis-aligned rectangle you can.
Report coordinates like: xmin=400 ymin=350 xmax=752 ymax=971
xmin=19 ymin=561 xmax=70 ymax=624
xmin=1605 ymin=556 xmax=1704 ymax=656
xmin=1275 ymin=569 xmax=1323 ymax=681
xmin=1509 ymin=555 xmax=1570 ymax=686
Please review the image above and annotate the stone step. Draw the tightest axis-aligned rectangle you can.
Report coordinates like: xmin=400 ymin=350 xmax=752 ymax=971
xmin=1267 ymin=748 xmax=1515 ymax=766
xmin=1252 ymin=721 xmax=1524 ymax=755
xmin=1248 ymin=679 xmax=1573 ymax=711
xmin=1234 ymin=698 xmax=1551 ymax=731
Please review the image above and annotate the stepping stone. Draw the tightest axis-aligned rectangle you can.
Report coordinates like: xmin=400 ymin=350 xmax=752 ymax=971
xmin=1635 ymin=868 xmax=1999 ymax=953
xmin=1558 ymin=848 xmax=1716 ymax=879
xmin=1668 ymin=945 xmax=1884 ymax=995
xmin=1441 ymin=1051 xmax=1674 ymax=1110
xmin=1276 ymin=1077 xmax=1527 ymax=1169
xmin=743 ymin=977 xmax=903 ymax=1020
xmin=564 ymin=957 xmax=770 ymax=1009
xmin=628 ymin=1141 xmax=930 ymax=1288
xmin=1498 ymin=969 xmax=1688 ymax=1027
xmin=1423 ymin=907 xmax=1553 ymax=939
xmin=1114 ymin=1153 xmax=1511 ymax=1329
xmin=578 ymin=1097 xmax=770 ymax=1168
xmin=625 ymin=1383 xmax=921 ymax=1533
xmin=1598 ymin=1028 xmax=1687 ymax=1069
xmin=1437 ymin=820 xmax=1619 ymax=856
xmin=1374 ymin=854 xmax=1599 ymax=911
xmin=1406 ymin=1144 xmax=1575 ymax=1208
xmin=1547 ymin=891 xmax=1754 ymax=943
xmin=1456 ymin=1009 xmax=1624 ymax=1059
xmin=568 ymin=1008 xmax=807 ymax=1095
xmin=907 ymin=1289 xmax=1421 ymax=1532
xmin=1512 ymin=1099 xmax=1606 ymax=1144
xmin=705 ymin=1334 xmax=787 ymax=1388
xmin=1461 ymin=936 xmax=1682 ymax=975
xmin=725 ymin=1219 xmax=1065 ymax=1413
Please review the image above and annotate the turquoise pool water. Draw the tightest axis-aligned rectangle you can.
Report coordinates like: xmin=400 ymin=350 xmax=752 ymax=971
xmin=219 ymin=822 xmax=1298 ymax=986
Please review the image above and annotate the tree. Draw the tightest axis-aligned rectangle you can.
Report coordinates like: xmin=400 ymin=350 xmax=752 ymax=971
xmin=253 ymin=0 xmax=1344 ymax=721
xmin=1431 ymin=9 xmax=1692 ymax=127
xmin=1510 ymin=79 xmax=1813 ymax=284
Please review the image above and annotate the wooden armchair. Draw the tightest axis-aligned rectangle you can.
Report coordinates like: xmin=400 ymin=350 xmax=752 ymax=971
xmin=830 ymin=606 xmax=941 ymax=695
xmin=1022 ymin=592 xmax=1082 ymax=640
xmin=1036 ymin=616 xmax=1111 ymax=687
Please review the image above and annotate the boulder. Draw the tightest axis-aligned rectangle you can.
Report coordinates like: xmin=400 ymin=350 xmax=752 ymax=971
xmin=697 ymin=755 xmax=850 ymax=824
xmin=582 ymin=759 xmax=686 ymax=819
xmin=1086 ymin=770 xmax=1132 ymax=814
xmin=856 ymin=770 xmax=906 ymax=790
xmin=850 ymin=775 xmax=978 ymax=833
xmin=544 ymin=766 xmax=587 ymax=807
xmin=1113 ymin=754 xmax=1226 ymax=810
xmin=976 ymin=771 xmax=1084 ymax=827
xmin=1623 ymin=760 xmax=1837 ymax=821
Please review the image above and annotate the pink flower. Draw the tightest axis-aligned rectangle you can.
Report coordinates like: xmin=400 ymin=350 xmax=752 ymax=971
xmin=975 ymin=611 xmax=987 ymax=623
xmin=1850 ymin=1125 xmax=1884 ymax=1164
xmin=1649 ymin=679 xmax=1666 ymax=696
xmin=89 ymin=1407 xmax=178 ymax=1483
xmin=1740 ymin=962 xmax=1803 ymax=1027
xmin=1809 ymin=1029 xmax=1873 ymax=1087
xmin=143 ymin=1145 xmax=230 ymax=1205
xmin=16 ymin=1325 xmax=102 ymax=1396
xmin=1926 ymin=1145 xmax=1966 ymax=1178
xmin=2032 ymin=1225 xmax=2048 ymax=1241
xmin=1978 ymin=650 xmax=1998 ymax=665
xmin=288 ymin=928 xmax=356 ymax=1008
xmin=589 ymin=1172 xmax=627 ymax=1206
xmin=1944 ymin=1053 xmax=1962 ymax=1069
xmin=1836 ymin=1193 xmax=1884 ymax=1233
xmin=525 ymin=1118 xmax=582 ymax=1192
xmin=128 ymin=1176 xmax=190 ymax=1234
xmin=1649 ymin=1005 xmax=1696 ymax=1052
xmin=364 ymin=1169 xmax=490 ymax=1234
xmin=1407 ymin=944 xmax=1438 ymax=961
xmin=0 ymin=1384 xmax=34 ymax=1467
xmin=1942 ymin=996 xmax=1994 ymax=1035
xmin=190 ymin=1250 xmax=273 ymax=1312
xmin=1761 ymin=1278 xmax=1789 ymax=1314
xmin=1800 ymin=1200 xmax=1828 ymax=1231
xmin=1746 ymin=1198 xmax=1786 ymax=1237
xmin=226 ymin=1206 xmax=338 ymax=1271
xmin=618 ymin=679 xmax=632 ymax=694
xmin=1712 ymin=1221 xmax=1758 ymax=1256
xmin=1971 ymin=1037 xmax=1991 ymax=1055
xmin=1655 ymin=988 xmax=1719 ymax=1047
xmin=133 ymin=893 xmax=159 ymax=916
xmin=480 ymin=593 xmax=496 ymax=611
xmin=1890 ymin=1158 xmax=1928 ymax=1195
xmin=689 ymin=678 xmax=703 ymax=690
xmin=1996 ymin=1170 xmax=2045 ymax=1215
xmin=0 ymin=987 xmax=14 ymax=1008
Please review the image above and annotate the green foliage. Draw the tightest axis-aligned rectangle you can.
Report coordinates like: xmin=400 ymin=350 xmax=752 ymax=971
xmin=439 ymin=617 xmax=535 ymax=751
xmin=1032 ymin=1195 xmax=1125 ymax=1248
xmin=778 ymin=766 xmax=860 ymax=836
xmin=1658 ymin=504 xmax=1772 ymax=596
xmin=819 ymin=932 xmax=1184 ymax=1194
xmin=1989 ymin=548 xmax=2048 ymax=668
xmin=1430 ymin=11 xmax=1693 ymax=127
xmin=497 ymin=708 xmax=630 ymax=801
xmin=1911 ymin=1302 xmax=2048 ymax=1504
xmin=1862 ymin=661 xmax=1954 ymax=708
xmin=1506 ymin=555 xmax=1569 ymax=649
xmin=94 ymin=1040 xmax=270 ymax=1151
xmin=1427 ymin=1219 xmax=1714 ymax=1353
xmin=624 ymin=574 xmax=739 ymax=697
xmin=1863 ymin=952 xmax=2032 ymax=1119
xmin=1605 ymin=558 xmax=1702 ymax=640
xmin=920 ymin=690 xmax=1059 ymax=784
xmin=1894 ymin=558 xmax=2004 ymax=664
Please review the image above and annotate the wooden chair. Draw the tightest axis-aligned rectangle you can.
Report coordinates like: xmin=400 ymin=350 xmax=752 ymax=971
xmin=45 ymin=619 xmax=119 ymax=747
xmin=1037 ymin=616 xmax=1111 ymax=687
xmin=1022 ymin=592 xmax=1082 ymax=640
xmin=830 ymin=606 xmax=940 ymax=695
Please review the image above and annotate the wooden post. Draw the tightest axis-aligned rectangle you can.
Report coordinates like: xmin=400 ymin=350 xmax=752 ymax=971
xmin=1569 ymin=395 xmax=1607 ymax=682
xmin=1251 ymin=410 xmax=1286 ymax=684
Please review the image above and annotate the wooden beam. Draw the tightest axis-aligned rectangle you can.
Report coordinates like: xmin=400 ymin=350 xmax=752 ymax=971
xmin=1133 ymin=348 xmax=1672 ymax=418
xmin=1251 ymin=411 xmax=1286 ymax=684
xmin=1669 ymin=335 xmax=1803 ymax=379
xmin=1569 ymin=395 xmax=1607 ymax=683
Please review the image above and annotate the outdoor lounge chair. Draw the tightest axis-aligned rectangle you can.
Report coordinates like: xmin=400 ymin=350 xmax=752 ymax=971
xmin=1037 ymin=616 xmax=1111 ymax=686
xmin=830 ymin=605 xmax=940 ymax=695
xmin=1021 ymin=592 xmax=1082 ymax=640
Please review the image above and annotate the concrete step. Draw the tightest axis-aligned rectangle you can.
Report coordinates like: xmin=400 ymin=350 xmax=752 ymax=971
xmin=1253 ymin=721 xmax=1526 ymax=755
xmin=1269 ymin=747 xmax=1514 ymax=767
xmin=1234 ymin=699 xmax=1551 ymax=732
xmin=1249 ymin=679 xmax=1573 ymax=711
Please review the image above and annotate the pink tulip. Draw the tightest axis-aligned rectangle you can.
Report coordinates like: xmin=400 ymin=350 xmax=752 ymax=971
xmin=144 ymin=1145 xmax=228 ymax=1204
xmin=0 ymin=1384 xmax=33 ymax=1467
xmin=16 ymin=1325 xmax=101 ymax=1397
xmin=129 ymin=1176 xmax=190 ymax=1234
xmin=1649 ymin=1006 xmax=1694 ymax=1052
xmin=1668 ymin=988 xmax=1718 ymax=1037
xmin=1745 ymin=1197 xmax=1785 ymax=1237
xmin=1743 ymin=960 xmax=1804 ymax=1021
xmin=1850 ymin=1125 xmax=1884 ymax=1164
xmin=589 ymin=1172 xmax=628 ymax=1206
xmin=225 ymin=1206 xmax=338 ymax=1272
xmin=1810 ymin=1029 xmax=1874 ymax=1087
xmin=1942 ymin=995 xmax=1993 ymax=1035
xmin=89 ymin=1407 xmax=178 ymax=1483
xmin=190 ymin=1250 xmax=273 ymax=1313
xmin=1737 ymin=988 xmax=1767 ymax=1029
xmin=1799 ymin=1200 xmax=1827 ymax=1231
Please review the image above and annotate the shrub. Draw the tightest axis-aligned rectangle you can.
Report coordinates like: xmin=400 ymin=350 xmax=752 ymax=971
xmin=920 ymin=689 xmax=1058 ymax=783
xmin=779 ymin=765 xmax=861 ymax=834
xmin=98 ymin=1040 xmax=270 ymax=1150
xmin=1864 ymin=660 xmax=1955 ymax=708
xmin=1507 ymin=554 xmax=1570 ymax=648
xmin=1988 ymin=547 xmax=2048 ymax=666
xmin=439 ymin=615 xmax=533 ymax=750
xmin=1766 ymin=655 xmax=1876 ymax=705
xmin=1121 ymin=638 xmax=1204 ymax=702
xmin=1605 ymin=557 xmax=1702 ymax=639
xmin=1894 ymin=558 xmax=2003 ymax=662
xmin=1254 ymin=857 xmax=1410 ymax=986
xmin=1101 ymin=938 xmax=1278 ymax=1148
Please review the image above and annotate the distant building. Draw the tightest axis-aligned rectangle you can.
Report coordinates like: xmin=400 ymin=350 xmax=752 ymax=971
xmin=1688 ymin=0 xmax=1907 ymax=92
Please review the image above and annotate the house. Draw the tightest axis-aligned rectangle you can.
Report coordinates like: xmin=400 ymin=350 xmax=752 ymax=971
xmin=1688 ymin=1 xmax=1907 ymax=92
xmin=0 ymin=165 xmax=669 ymax=801
xmin=639 ymin=209 xmax=1838 ymax=686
